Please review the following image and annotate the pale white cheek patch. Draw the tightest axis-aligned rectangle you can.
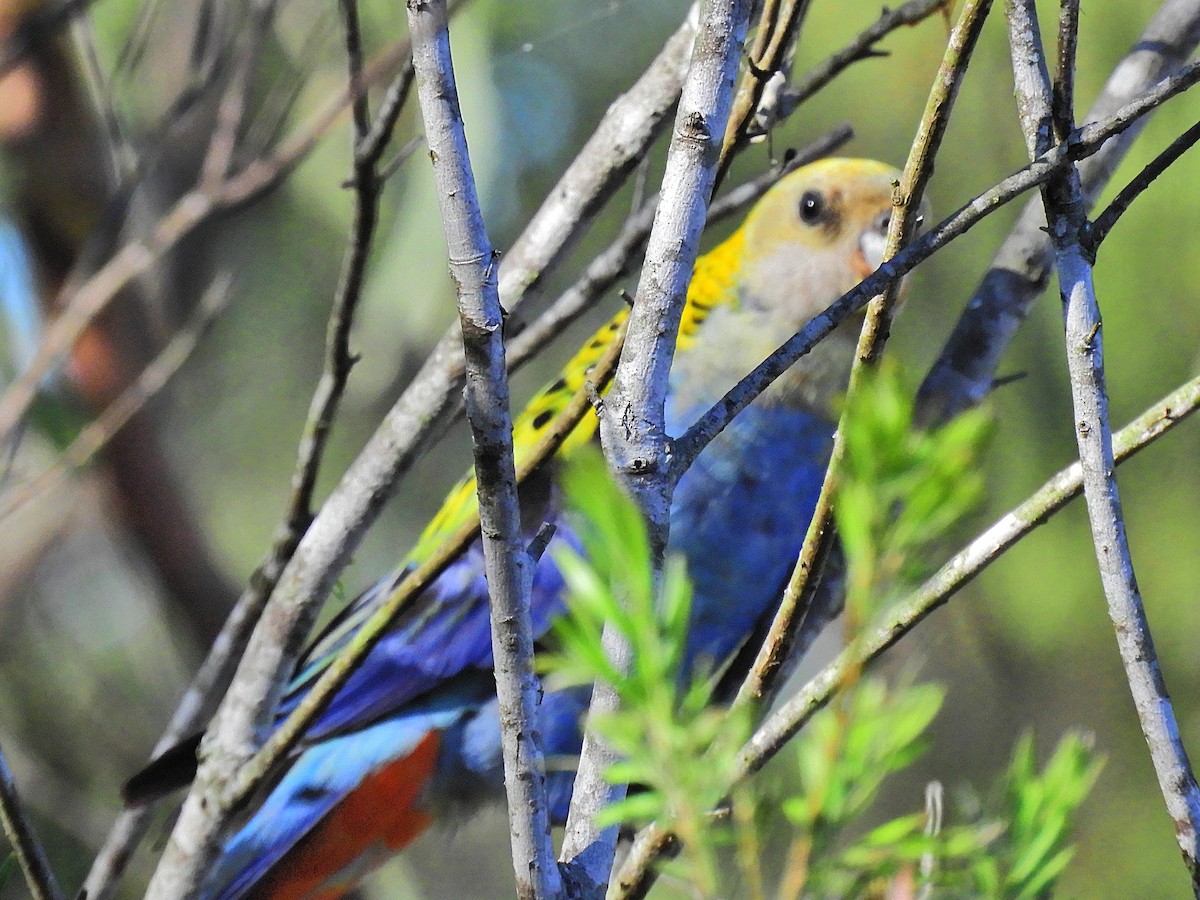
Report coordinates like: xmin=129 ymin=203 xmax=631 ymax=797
xmin=859 ymin=230 xmax=889 ymax=273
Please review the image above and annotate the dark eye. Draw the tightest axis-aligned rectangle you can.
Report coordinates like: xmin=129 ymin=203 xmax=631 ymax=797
xmin=799 ymin=190 xmax=825 ymax=225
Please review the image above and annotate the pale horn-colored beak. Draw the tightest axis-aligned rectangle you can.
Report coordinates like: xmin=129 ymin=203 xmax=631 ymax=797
xmin=855 ymin=209 xmax=891 ymax=280
xmin=856 ymin=209 xmax=926 ymax=280
xmin=858 ymin=228 xmax=889 ymax=278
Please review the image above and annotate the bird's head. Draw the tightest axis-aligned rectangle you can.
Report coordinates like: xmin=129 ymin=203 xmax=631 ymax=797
xmin=670 ymin=157 xmax=930 ymax=416
xmin=737 ymin=157 xmax=924 ymax=328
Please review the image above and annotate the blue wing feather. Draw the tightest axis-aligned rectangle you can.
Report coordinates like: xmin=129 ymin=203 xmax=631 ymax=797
xmin=278 ymin=527 xmax=583 ymax=741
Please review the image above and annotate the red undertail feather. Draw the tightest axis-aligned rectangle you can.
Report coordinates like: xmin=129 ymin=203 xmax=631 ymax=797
xmin=250 ymin=732 xmax=441 ymax=900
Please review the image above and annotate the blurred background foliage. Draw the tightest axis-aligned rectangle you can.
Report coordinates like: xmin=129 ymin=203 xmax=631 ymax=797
xmin=0 ymin=0 xmax=1198 ymax=896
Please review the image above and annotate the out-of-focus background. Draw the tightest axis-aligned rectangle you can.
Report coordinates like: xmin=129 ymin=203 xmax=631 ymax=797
xmin=0 ymin=0 xmax=1198 ymax=896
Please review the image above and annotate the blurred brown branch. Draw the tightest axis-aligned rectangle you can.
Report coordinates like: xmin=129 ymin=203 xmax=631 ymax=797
xmin=0 ymin=20 xmax=418 ymax=449
xmin=0 ymin=0 xmax=235 ymax=648
xmin=0 ymin=274 xmax=232 ymax=521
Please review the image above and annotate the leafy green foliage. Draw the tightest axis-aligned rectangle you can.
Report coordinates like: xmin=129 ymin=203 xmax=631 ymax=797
xmin=777 ymin=677 xmax=992 ymax=897
xmin=836 ymin=361 xmax=991 ymax=614
xmin=783 ymin=678 xmax=947 ymax=878
xmin=546 ymin=448 xmax=753 ymax=895
xmin=778 ymin=683 xmax=1102 ymax=898
xmin=797 ymin=365 xmax=1101 ymax=896
xmin=967 ymin=732 xmax=1105 ymax=898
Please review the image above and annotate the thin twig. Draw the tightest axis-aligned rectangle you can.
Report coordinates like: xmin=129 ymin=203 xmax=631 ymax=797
xmin=733 ymin=0 xmax=992 ymax=710
xmin=359 ymin=65 xmax=417 ymax=164
xmin=1052 ymin=0 xmax=1079 ymax=138
xmin=917 ymin=0 xmax=1200 ymax=425
xmin=776 ymin=0 xmax=950 ymax=122
xmin=376 ymin=133 xmax=425 ymax=183
xmin=241 ymin=10 xmax=339 ymax=163
xmin=340 ymin=0 xmax=370 ymax=135
xmin=629 ymin=154 xmax=652 ymax=217
xmin=405 ymin=1 xmax=559 ymax=895
xmin=716 ymin=0 xmax=812 ymax=178
xmin=1007 ymin=0 xmax=1200 ymax=888
xmin=0 ymin=739 xmax=64 ymax=900
xmin=109 ymin=0 xmax=166 ymax=95
xmin=615 ymin=368 xmax=1200 ymax=899
xmin=1086 ymin=117 xmax=1200 ymax=254
xmin=0 ymin=276 xmax=232 ymax=522
xmin=197 ymin=1 xmax=275 ymax=189
xmin=280 ymin=0 xmax=411 ymax=540
xmin=68 ymin=10 xmax=133 ymax=181
xmin=560 ymin=1 xmax=753 ymax=885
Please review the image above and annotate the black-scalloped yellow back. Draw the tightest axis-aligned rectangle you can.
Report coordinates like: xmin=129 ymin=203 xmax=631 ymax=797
xmin=406 ymin=227 xmax=747 ymax=565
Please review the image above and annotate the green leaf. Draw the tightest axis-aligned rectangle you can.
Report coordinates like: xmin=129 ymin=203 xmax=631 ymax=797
xmin=985 ymin=731 xmax=1104 ymax=897
xmin=854 ymin=812 xmax=926 ymax=849
xmin=596 ymin=791 xmax=663 ymax=828
xmin=835 ymin=361 xmax=990 ymax=616
xmin=1018 ymin=845 xmax=1076 ymax=898
xmin=786 ymin=677 xmax=945 ymax=870
xmin=543 ymin=446 xmax=755 ymax=895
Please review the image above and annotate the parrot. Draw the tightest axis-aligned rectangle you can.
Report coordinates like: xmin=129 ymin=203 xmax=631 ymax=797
xmin=128 ymin=157 xmax=910 ymax=899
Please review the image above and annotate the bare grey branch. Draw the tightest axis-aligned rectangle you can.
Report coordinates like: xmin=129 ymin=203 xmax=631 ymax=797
xmin=560 ymin=0 xmax=752 ymax=884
